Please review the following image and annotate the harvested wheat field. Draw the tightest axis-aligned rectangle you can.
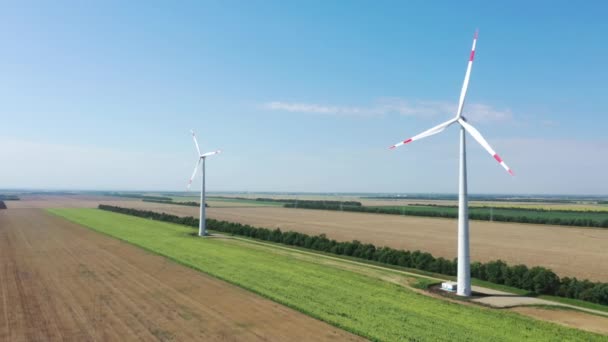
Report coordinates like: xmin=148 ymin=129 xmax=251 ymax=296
xmin=5 ymin=195 xmax=136 ymax=209
xmin=0 ymin=208 xmax=362 ymax=341
xmin=98 ymin=200 xmax=608 ymax=282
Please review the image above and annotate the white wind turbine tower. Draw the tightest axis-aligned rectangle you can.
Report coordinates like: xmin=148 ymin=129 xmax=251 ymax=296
xmin=389 ymin=30 xmax=513 ymax=296
xmin=188 ymin=130 xmax=222 ymax=237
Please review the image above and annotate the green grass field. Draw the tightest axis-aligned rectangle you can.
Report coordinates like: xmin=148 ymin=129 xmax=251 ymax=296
xmin=48 ymin=208 xmax=608 ymax=341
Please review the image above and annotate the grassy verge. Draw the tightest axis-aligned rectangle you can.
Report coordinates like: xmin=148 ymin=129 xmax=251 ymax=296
xmin=214 ymin=231 xmax=608 ymax=315
xmin=48 ymin=208 xmax=608 ymax=341
xmin=218 ymin=232 xmax=608 ymax=316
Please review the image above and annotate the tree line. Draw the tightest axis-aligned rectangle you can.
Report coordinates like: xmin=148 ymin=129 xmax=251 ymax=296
xmin=361 ymin=195 xmax=587 ymax=203
xmin=0 ymin=194 xmax=20 ymax=200
xmin=98 ymin=204 xmax=608 ymax=306
xmin=107 ymin=193 xmax=173 ymax=201
xmin=142 ymin=199 xmax=208 ymax=207
xmin=283 ymin=203 xmax=608 ymax=228
xmin=410 ymin=203 xmax=608 ymax=214
xmin=211 ymin=196 xmax=362 ymax=206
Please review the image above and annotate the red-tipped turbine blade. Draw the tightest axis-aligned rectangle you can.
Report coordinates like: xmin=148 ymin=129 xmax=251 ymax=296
xmin=458 ymin=118 xmax=513 ymax=175
xmin=455 ymin=30 xmax=479 ymax=119
xmin=191 ymin=130 xmax=202 ymax=156
xmin=201 ymin=150 xmax=222 ymax=157
xmin=389 ymin=118 xmax=456 ymax=149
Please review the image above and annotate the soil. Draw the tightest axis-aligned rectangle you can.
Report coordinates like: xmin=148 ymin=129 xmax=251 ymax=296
xmin=0 ymin=208 xmax=363 ymax=341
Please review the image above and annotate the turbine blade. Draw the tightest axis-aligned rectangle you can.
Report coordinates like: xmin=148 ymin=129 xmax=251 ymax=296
xmin=201 ymin=150 xmax=222 ymax=158
xmin=187 ymin=159 xmax=201 ymax=189
xmin=458 ymin=118 xmax=513 ymax=175
xmin=389 ymin=119 xmax=456 ymax=149
xmin=455 ymin=29 xmax=479 ymax=119
xmin=191 ymin=130 xmax=202 ymax=156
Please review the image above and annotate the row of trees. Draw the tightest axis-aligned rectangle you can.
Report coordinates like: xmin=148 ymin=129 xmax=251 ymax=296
xmin=141 ymin=199 xmax=207 ymax=207
xmin=107 ymin=193 xmax=173 ymax=201
xmin=283 ymin=203 xmax=608 ymax=228
xmin=0 ymin=195 xmax=19 ymax=200
xmin=213 ymin=196 xmax=362 ymax=207
xmin=412 ymin=203 xmax=608 ymax=214
xmin=362 ymin=195 xmax=583 ymax=203
xmin=97 ymin=204 xmax=608 ymax=306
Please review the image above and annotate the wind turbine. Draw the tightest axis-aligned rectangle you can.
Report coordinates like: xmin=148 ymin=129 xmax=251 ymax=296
xmin=388 ymin=30 xmax=513 ymax=297
xmin=188 ymin=130 xmax=222 ymax=237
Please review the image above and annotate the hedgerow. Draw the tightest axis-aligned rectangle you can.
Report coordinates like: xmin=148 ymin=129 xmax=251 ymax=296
xmin=212 ymin=196 xmax=362 ymax=206
xmin=142 ymin=199 xmax=207 ymax=207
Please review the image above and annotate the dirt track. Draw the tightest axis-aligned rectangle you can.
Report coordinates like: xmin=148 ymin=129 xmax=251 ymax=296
xmin=0 ymin=208 xmax=362 ymax=341
xmin=95 ymin=200 xmax=608 ymax=282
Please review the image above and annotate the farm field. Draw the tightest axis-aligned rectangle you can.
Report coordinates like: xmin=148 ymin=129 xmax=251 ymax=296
xmin=96 ymin=200 xmax=608 ymax=282
xmin=48 ymin=208 xmax=608 ymax=340
xmin=4 ymin=194 xmax=135 ymax=208
xmin=206 ymin=197 xmax=285 ymax=207
xmin=0 ymin=208 xmax=359 ymax=341
xmin=207 ymin=193 xmax=608 ymax=211
xmin=361 ymin=199 xmax=608 ymax=211
xmin=365 ymin=204 xmax=608 ymax=224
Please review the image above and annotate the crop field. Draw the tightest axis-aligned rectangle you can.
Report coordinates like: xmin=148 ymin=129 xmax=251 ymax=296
xmin=206 ymin=197 xmax=285 ymax=207
xmin=94 ymin=200 xmax=608 ymax=282
xmin=367 ymin=204 xmax=608 ymax=224
xmin=361 ymin=199 xmax=608 ymax=211
xmin=207 ymin=193 xmax=608 ymax=211
xmin=47 ymin=208 xmax=608 ymax=340
xmin=4 ymin=194 xmax=135 ymax=208
xmin=0 ymin=208 xmax=358 ymax=341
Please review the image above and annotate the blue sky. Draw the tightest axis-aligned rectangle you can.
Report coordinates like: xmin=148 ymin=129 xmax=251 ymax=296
xmin=1 ymin=1 xmax=607 ymax=194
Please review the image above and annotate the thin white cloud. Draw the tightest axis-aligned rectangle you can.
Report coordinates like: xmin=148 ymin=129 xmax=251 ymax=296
xmin=263 ymin=99 xmax=512 ymax=122
xmin=464 ymin=103 xmax=512 ymax=122
xmin=264 ymin=101 xmax=369 ymax=116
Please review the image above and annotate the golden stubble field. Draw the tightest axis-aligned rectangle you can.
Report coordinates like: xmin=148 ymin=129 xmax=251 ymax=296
xmin=96 ymin=199 xmax=608 ymax=282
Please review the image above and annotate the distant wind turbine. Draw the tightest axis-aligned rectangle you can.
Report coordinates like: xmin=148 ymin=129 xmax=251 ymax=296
xmin=188 ymin=130 xmax=222 ymax=237
xmin=389 ymin=30 xmax=513 ymax=296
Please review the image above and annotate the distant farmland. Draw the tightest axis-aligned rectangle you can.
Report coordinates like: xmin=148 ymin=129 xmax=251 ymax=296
xmin=95 ymin=200 xmax=608 ymax=282
xmin=1 ymin=209 xmax=356 ymax=341
xmin=360 ymin=204 xmax=608 ymax=227
xmin=211 ymin=195 xmax=608 ymax=227
xmin=48 ymin=208 xmax=608 ymax=341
